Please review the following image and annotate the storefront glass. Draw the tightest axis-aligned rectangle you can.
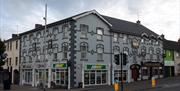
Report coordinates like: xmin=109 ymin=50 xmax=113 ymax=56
xmin=114 ymin=70 xmax=127 ymax=82
xmin=52 ymin=69 xmax=67 ymax=86
xmin=84 ymin=70 xmax=107 ymax=85
xmin=35 ymin=69 xmax=48 ymax=85
xmin=23 ymin=69 xmax=32 ymax=84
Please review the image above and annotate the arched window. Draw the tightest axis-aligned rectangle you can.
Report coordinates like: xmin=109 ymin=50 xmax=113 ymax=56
xmin=80 ymin=42 xmax=88 ymax=59
xmin=62 ymin=42 xmax=68 ymax=59
xmin=97 ymin=44 xmax=104 ymax=61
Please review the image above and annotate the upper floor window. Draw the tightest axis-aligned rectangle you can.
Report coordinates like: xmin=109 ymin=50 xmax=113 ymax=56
xmin=10 ymin=42 xmax=12 ymax=50
xmin=123 ymin=34 xmax=128 ymax=43
xmin=23 ymin=36 xmax=27 ymax=46
xmin=48 ymin=39 xmax=53 ymax=49
xmin=97 ymin=44 xmax=104 ymax=61
xmin=97 ymin=28 xmax=103 ymax=40
xmin=53 ymin=27 xmax=59 ymax=39
xmin=29 ymin=34 xmax=33 ymax=43
xmin=113 ymin=46 xmax=120 ymax=54
xmin=36 ymin=32 xmax=41 ymax=42
xmin=62 ymin=43 xmax=68 ymax=59
xmin=156 ymin=48 xmax=161 ymax=54
xmin=16 ymin=40 xmax=18 ymax=49
xmin=80 ymin=24 xmax=88 ymax=38
xmin=149 ymin=47 xmax=154 ymax=54
xmin=15 ymin=57 xmax=18 ymax=65
xmin=141 ymin=39 xmax=145 ymax=43
xmin=29 ymin=56 xmax=32 ymax=63
xmin=80 ymin=42 xmax=88 ymax=59
xmin=53 ymin=53 xmax=58 ymax=60
xmin=62 ymin=24 xmax=69 ymax=38
xmin=113 ymin=33 xmax=118 ymax=42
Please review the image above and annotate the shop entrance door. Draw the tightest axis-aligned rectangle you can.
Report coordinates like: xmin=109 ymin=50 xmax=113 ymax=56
xmin=131 ymin=68 xmax=139 ymax=81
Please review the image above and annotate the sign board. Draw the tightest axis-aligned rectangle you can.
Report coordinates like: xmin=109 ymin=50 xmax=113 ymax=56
xmin=52 ymin=63 xmax=67 ymax=69
xmin=86 ymin=64 xmax=106 ymax=70
xmin=164 ymin=61 xmax=174 ymax=66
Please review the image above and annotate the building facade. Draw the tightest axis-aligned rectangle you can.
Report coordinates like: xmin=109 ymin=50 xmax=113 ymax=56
xmin=3 ymin=34 xmax=20 ymax=84
xmin=164 ymin=40 xmax=180 ymax=77
xmin=19 ymin=10 xmax=164 ymax=88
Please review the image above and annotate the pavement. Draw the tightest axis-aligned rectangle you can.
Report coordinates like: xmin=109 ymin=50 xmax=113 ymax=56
xmin=0 ymin=76 xmax=180 ymax=91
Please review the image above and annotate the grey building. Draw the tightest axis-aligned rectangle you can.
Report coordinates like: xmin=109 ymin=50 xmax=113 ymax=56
xmin=19 ymin=10 xmax=164 ymax=88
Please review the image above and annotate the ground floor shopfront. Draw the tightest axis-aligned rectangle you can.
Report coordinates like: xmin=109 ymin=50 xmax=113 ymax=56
xmin=20 ymin=62 xmax=163 ymax=88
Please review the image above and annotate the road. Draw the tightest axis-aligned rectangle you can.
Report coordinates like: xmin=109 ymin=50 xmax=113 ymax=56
xmin=0 ymin=76 xmax=180 ymax=91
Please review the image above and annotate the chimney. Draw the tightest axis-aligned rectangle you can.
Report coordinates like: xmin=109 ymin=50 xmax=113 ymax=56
xmin=35 ymin=24 xmax=43 ymax=28
xmin=12 ymin=34 xmax=18 ymax=38
xmin=136 ymin=20 xmax=141 ymax=24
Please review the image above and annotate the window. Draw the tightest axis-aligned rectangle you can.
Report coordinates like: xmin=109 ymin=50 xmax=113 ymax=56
xmin=29 ymin=34 xmax=33 ymax=43
xmin=149 ymin=47 xmax=154 ymax=54
xmin=29 ymin=56 xmax=32 ymax=63
xmin=36 ymin=32 xmax=41 ymax=42
xmin=36 ymin=55 xmax=40 ymax=62
xmin=97 ymin=28 xmax=103 ymax=40
xmin=23 ymin=36 xmax=27 ymax=46
xmin=62 ymin=24 xmax=69 ymax=38
xmin=16 ymin=40 xmax=18 ymax=49
xmin=53 ymin=53 xmax=58 ymax=61
xmin=15 ymin=57 xmax=18 ymax=65
xmin=114 ymin=70 xmax=127 ymax=81
xmin=23 ymin=57 xmax=26 ymax=63
xmin=10 ymin=42 xmax=12 ymax=50
xmin=62 ymin=43 xmax=68 ymax=59
xmin=53 ymin=27 xmax=59 ymax=39
xmin=80 ymin=42 xmax=88 ymax=59
xmin=113 ymin=46 xmax=120 ymax=53
xmin=113 ymin=33 xmax=118 ymax=42
xmin=141 ymin=39 xmax=145 ymax=43
xmin=80 ymin=24 xmax=88 ymax=38
xmin=9 ymin=58 xmax=11 ymax=66
xmin=48 ymin=39 xmax=53 ymax=48
xmin=97 ymin=44 xmax=104 ymax=61
xmin=123 ymin=34 xmax=127 ymax=43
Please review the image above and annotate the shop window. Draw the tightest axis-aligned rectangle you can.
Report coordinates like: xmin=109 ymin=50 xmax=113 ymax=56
xmin=142 ymin=69 xmax=148 ymax=75
xmin=97 ymin=28 xmax=103 ymax=40
xmin=114 ymin=70 xmax=127 ymax=82
xmin=80 ymin=24 xmax=88 ymax=38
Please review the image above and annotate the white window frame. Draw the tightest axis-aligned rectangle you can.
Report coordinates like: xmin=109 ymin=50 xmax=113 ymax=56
xmin=97 ymin=28 xmax=103 ymax=40
xmin=113 ymin=33 xmax=118 ymax=42
xmin=63 ymin=24 xmax=69 ymax=38
xmin=80 ymin=24 xmax=88 ymax=38
xmin=97 ymin=47 xmax=103 ymax=61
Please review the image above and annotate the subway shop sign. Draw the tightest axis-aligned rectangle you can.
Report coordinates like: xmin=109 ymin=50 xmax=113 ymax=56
xmin=52 ymin=63 xmax=67 ymax=69
xmin=86 ymin=64 xmax=106 ymax=70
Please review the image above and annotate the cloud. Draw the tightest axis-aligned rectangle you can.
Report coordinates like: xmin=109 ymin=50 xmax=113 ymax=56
xmin=0 ymin=0 xmax=179 ymax=41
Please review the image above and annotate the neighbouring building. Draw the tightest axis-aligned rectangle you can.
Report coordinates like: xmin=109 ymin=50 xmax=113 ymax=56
xmin=19 ymin=10 xmax=164 ymax=88
xmin=163 ymin=39 xmax=180 ymax=77
xmin=163 ymin=40 xmax=180 ymax=77
xmin=3 ymin=34 xmax=20 ymax=84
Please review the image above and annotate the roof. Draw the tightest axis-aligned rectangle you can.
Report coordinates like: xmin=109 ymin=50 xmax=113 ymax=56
xmin=163 ymin=40 xmax=180 ymax=52
xmin=4 ymin=34 xmax=20 ymax=43
xmin=20 ymin=10 xmax=159 ymax=38
xmin=101 ymin=15 xmax=159 ymax=37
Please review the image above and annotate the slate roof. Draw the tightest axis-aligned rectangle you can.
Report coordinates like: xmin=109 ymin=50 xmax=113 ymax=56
xmin=20 ymin=10 xmax=159 ymax=38
xmin=101 ymin=15 xmax=159 ymax=37
xmin=163 ymin=40 xmax=180 ymax=52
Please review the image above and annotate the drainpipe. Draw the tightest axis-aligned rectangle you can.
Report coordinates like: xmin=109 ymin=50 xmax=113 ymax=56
xmin=110 ymin=30 xmax=113 ymax=85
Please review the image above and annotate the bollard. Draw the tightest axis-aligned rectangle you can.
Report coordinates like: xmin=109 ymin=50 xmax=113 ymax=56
xmin=151 ymin=77 xmax=156 ymax=88
xmin=114 ymin=82 xmax=119 ymax=91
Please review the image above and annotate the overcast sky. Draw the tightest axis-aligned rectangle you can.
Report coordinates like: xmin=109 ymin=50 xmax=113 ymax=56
xmin=0 ymin=0 xmax=180 ymax=41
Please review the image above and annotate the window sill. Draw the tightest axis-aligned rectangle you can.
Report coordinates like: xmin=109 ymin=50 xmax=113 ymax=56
xmin=97 ymin=39 xmax=103 ymax=41
xmin=80 ymin=37 xmax=88 ymax=40
xmin=97 ymin=60 xmax=104 ymax=62
xmin=80 ymin=59 xmax=88 ymax=61
xmin=62 ymin=37 xmax=68 ymax=39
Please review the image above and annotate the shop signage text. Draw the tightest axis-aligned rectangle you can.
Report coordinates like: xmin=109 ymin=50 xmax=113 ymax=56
xmin=86 ymin=64 xmax=106 ymax=70
xmin=52 ymin=63 xmax=67 ymax=69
